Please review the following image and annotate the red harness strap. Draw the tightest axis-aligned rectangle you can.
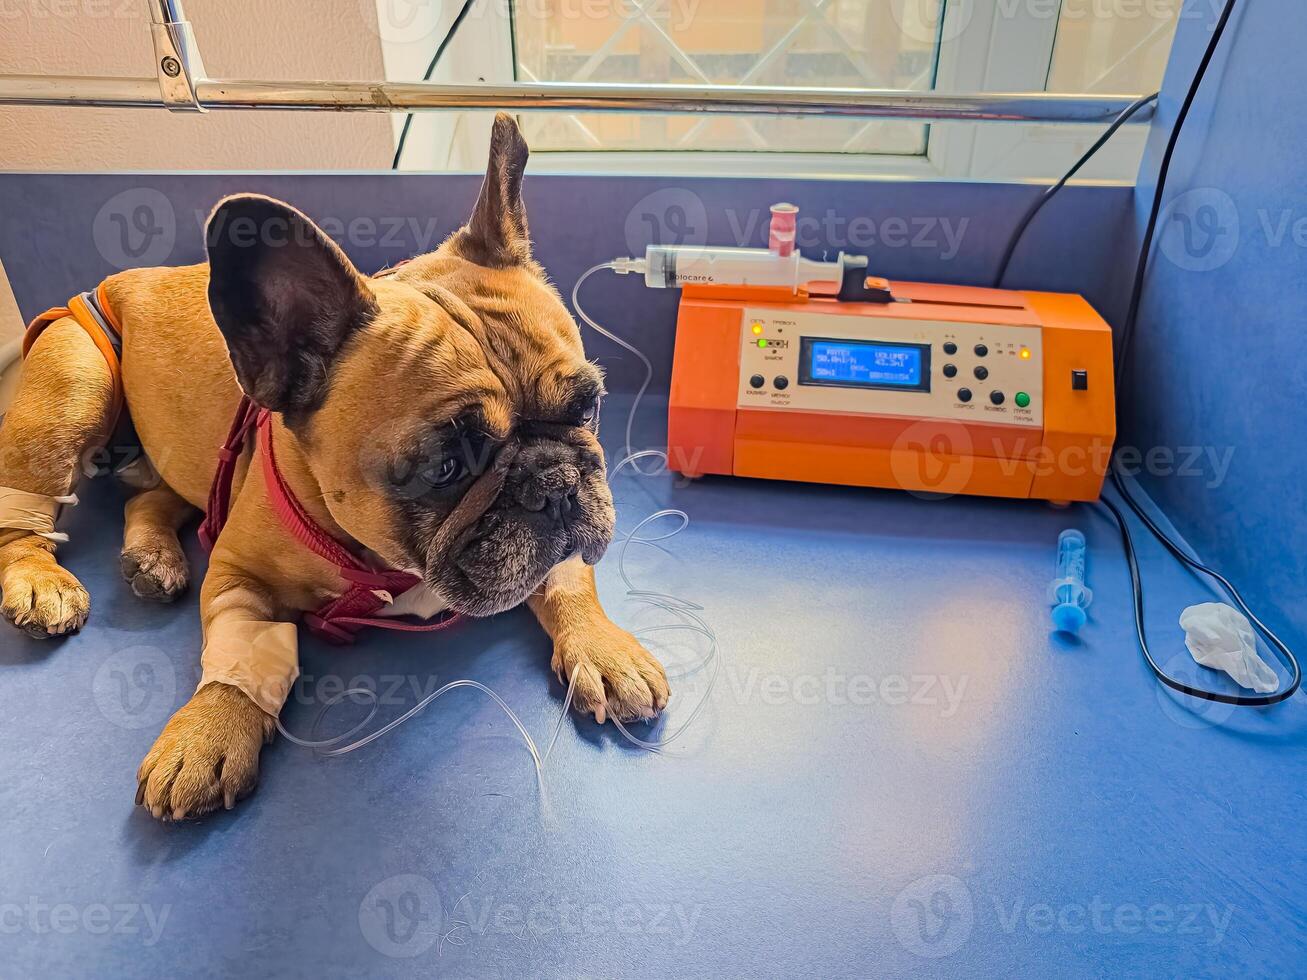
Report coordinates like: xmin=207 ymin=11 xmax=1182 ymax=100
xmin=197 ymin=397 xmax=260 ymax=551
xmin=200 ymin=395 xmax=461 ymax=645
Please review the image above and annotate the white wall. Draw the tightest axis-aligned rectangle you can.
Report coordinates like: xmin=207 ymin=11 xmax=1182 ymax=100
xmin=0 ymin=0 xmax=395 ymax=349
xmin=0 ymin=258 xmax=21 ymax=406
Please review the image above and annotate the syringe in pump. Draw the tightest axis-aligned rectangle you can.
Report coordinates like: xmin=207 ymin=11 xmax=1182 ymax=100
xmin=612 ymin=202 xmax=898 ymax=303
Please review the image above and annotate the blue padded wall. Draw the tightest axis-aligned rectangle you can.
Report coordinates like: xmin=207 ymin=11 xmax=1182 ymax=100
xmin=0 ymin=172 xmax=1132 ymax=397
xmin=1124 ymin=0 xmax=1307 ymax=650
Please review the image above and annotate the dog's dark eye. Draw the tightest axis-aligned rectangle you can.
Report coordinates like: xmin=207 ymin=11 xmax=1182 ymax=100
xmin=429 ymin=455 xmax=465 ymax=488
xmin=580 ymin=395 xmax=601 ymax=426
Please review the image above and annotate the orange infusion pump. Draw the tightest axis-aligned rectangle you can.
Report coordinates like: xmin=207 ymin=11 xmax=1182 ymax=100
xmin=658 ymin=235 xmax=1116 ymax=502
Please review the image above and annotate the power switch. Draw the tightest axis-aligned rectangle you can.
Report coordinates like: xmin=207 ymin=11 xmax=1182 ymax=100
xmin=1071 ymin=369 xmax=1089 ymax=391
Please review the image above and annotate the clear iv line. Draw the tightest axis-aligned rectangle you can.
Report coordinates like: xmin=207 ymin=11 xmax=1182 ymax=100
xmin=575 ymin=263 xmax=721 ymax=751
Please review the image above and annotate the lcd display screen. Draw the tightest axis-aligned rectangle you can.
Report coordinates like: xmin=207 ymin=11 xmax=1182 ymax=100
xmin=799 ymin=338 xmax=931 ymax=391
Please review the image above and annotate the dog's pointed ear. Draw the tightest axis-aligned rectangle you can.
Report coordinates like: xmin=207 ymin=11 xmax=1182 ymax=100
xmin=205 ymin=194 xmax=377 ymax=415
xmin=457 ymin=112 xmax=532 ymax=267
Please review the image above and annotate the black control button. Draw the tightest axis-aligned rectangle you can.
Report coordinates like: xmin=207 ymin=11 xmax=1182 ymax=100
xmin=773 ymin=375 xmax=789 ymax=391
xmin=990 ymin=390 xmax=1006 ymax=405
xmin=957 ymin=387 xmax=973 ymax=403
xmin=749 ymin=374 xmax=765 ymax=389
xmin=1071 ymin=369 xmax=1089 ymax=391
xmin=943 ymin=341 xmax=958 ymax=356
xmin=942 ymin=363 xmax=958 ymax=379
xmin=975 ymin=343 xmax=989 ymax=357
xmin=973 ymin=365 xmax=989 ymax=381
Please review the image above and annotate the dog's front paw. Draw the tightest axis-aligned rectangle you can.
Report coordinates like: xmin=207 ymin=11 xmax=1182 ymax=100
xmin=121 ymin=542 xmax=189 ymax=602
xmin=1 ymin=556 xmax=90 ymax=637
xmin=136 ymin=682 xmax=274 ymax=821
xmin=552 ymin=621 xmax=670 ymax=724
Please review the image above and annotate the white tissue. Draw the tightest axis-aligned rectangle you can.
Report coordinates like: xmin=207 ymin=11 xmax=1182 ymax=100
xmin=1179 ymin=602 xmax=1279 ymax=694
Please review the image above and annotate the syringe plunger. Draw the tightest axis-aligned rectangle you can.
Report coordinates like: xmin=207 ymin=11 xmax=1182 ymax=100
xmin=1049 ymin=529 xmax=1092 ymax=634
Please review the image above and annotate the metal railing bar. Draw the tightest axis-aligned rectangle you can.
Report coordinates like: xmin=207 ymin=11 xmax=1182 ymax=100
xmin=0 ymin=77 xmax=1156 ymax=125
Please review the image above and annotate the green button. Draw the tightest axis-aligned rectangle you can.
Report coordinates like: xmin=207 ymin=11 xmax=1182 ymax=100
xmin=1015 ymin=391 xmax=1031 ymax=408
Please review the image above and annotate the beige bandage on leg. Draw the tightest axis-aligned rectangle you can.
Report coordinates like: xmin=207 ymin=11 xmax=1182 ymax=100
xmin=0 ymin=486 xmax=79 ymax=545
xmin=198 ymin=620 xmax=300 ymax=718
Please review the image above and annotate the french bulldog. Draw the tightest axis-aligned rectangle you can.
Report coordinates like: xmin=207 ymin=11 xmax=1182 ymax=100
xmin=0 ymin=114 xmax=669 ymax=821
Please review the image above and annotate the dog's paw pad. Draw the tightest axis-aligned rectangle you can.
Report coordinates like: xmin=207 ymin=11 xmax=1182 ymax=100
xmin=1 ymin=562 xmax=90 ymax=637
xmin=121 ymin=546 xmax=189 ymax=603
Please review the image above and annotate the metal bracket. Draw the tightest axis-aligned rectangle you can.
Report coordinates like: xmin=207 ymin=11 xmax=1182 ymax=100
xmin=147 ymin=0 xmax=206 ymax=112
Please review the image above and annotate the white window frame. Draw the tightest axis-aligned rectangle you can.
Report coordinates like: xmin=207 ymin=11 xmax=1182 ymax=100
xmin=381 ymin=0 xmax=1157 ymax=183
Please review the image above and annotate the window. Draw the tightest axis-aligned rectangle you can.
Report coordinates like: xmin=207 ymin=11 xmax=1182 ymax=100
xmin=515 ymin=1 xmax=939 ymax=158
xmin=382 ymin=0 xmax=1182 ymax=181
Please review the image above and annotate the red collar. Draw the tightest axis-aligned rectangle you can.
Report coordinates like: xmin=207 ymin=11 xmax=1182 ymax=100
xmin=199 ymin=395 xmax=461 ymax=645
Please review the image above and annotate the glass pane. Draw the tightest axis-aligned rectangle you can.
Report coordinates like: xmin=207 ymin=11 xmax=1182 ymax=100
xmin=513 ymin=0 xmax=945 ymax=155
xmin=1046 ymin=2 xmax=1182 ymax=93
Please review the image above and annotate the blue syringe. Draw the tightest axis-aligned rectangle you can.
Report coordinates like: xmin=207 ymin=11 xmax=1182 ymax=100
xmin=1049 ymin=529 xmax=1092 ymax=633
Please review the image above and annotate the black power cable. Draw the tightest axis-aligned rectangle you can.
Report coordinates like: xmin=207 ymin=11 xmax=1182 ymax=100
xmin=992 ymin=0 xmax=1299 ymax=707
xmin=1102 ymin=0 xmax=1298 ymax=706
xmin=391 ymin=0 xmax=480 ymax=171
xmin=1116 ymin=0 xmax=1236 ymax=383
xmin=994 ymin=92 xmax=1158 ymax=289
xmin=1103 ymin=472 xmax=1300 ymax=706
